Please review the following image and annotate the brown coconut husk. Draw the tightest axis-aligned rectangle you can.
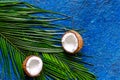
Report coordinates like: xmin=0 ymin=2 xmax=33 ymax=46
xmin=61 ymin=30 xmax=83 ymax=54
xmin=22 ymin=55 xmax=43 ymax=77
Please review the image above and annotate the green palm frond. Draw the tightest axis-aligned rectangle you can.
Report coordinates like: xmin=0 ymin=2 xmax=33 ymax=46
xmin=0 ymin=1 xmax=96 ymax=80
xmin=0 ymin=1 xmax=69 ymax=53
xmin=43 ymin=53 xmax=96 ymax=80
xmin=0 ymin=37 xmax=25 ymax=80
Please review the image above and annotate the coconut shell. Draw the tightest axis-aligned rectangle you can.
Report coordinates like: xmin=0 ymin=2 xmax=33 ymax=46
xmin=22 ymin=55 xmax=43 ymax=77
xmin=62 ymin=30 xmax=83 ymax=54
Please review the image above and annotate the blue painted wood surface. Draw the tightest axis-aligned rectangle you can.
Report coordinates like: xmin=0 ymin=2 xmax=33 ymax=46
xmin=1 ymin=0 xmax=120 ymax=80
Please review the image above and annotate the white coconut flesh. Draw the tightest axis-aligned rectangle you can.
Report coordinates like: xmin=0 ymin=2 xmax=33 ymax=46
xmin=62 ymin=33 xmax=78 ymax=53
xmin=26 ymin=56 xmax=43 ymax=76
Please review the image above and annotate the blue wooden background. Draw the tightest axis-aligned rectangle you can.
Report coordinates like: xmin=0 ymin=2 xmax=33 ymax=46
xmin=1 ymin=0 xmax=120 ymax=80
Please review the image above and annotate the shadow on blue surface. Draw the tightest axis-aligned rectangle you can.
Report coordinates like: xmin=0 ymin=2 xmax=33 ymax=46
xmin=0 ymin=0 xmax=120 ymax=80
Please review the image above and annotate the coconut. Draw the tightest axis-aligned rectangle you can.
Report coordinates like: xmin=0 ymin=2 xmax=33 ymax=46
xmin=23 ymin=55 xmax=43 ymax=77
xmin=61 ymin=30 xmax=83 ymax=54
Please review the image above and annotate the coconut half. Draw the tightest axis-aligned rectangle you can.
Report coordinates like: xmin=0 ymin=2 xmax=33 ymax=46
xmin=61 ymin=30 xmax=83 ymax=54
xmin=23 ymin=56 xmax=43 ymax=77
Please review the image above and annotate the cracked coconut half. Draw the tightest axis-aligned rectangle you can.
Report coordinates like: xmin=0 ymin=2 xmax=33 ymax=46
xmin=61 ymin=30 xmax=83 ymax=54
xmin=23 ymin=56 xmax=43 ymax=77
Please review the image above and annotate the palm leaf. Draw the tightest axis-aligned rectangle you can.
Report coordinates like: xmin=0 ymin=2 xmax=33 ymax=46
xmin=0 ymin=1 xmax=68 ymax=53
xmin=0 ymin=1 xmax=96 ymax=80
xmin=0 ymin=37 xmax=25 ymax=80
xmin=43 ymin=53 xmax=96 ymax=80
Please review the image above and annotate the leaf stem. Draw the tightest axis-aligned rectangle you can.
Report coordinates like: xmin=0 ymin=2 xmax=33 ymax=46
xmin=0 ymin=33 xmax=25 ymax=56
